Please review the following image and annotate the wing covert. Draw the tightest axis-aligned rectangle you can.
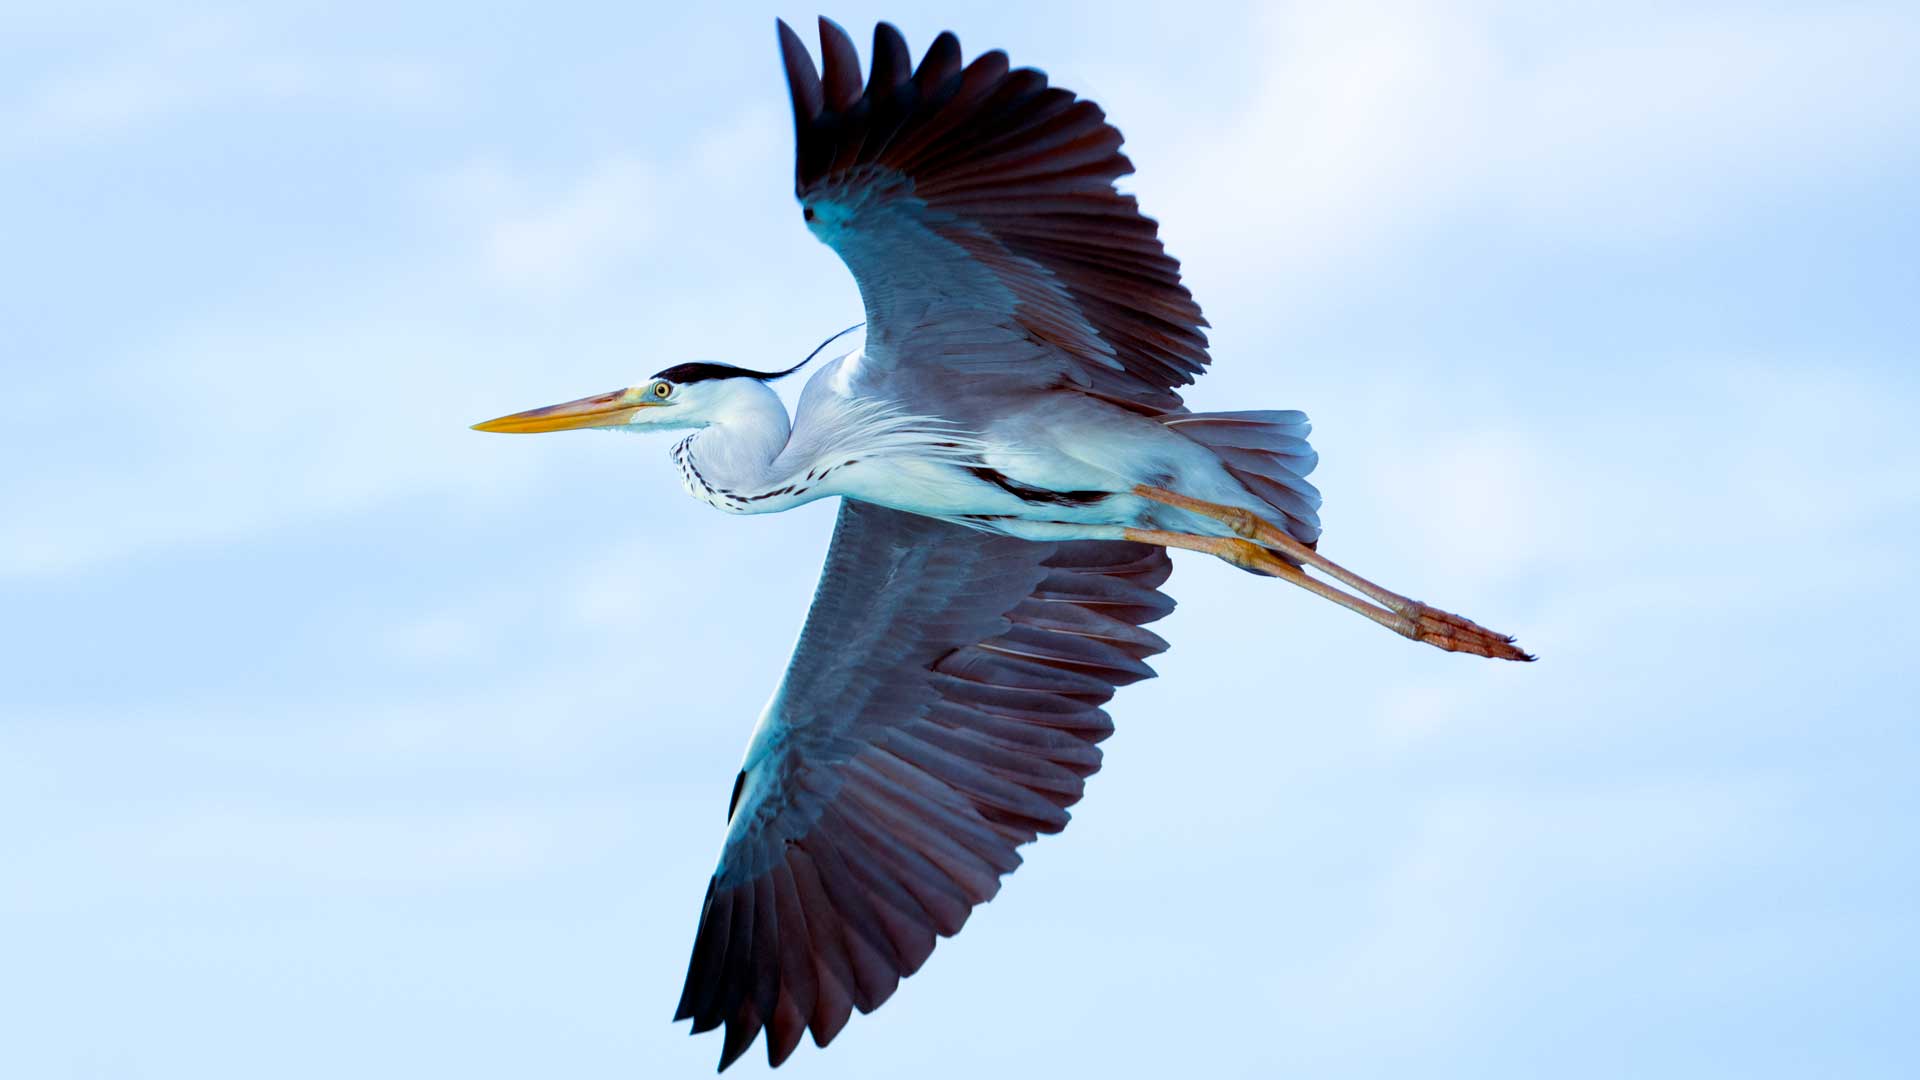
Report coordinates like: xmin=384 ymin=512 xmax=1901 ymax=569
xmin=675 ymin=500 xmax=1174 ymax=1069
xmin=778 ymin=18 xmax=1210 ymax=412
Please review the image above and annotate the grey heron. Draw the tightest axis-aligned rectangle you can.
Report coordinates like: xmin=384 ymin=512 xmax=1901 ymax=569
xmin=473 ymin=17 xmax=1532 ymax=1070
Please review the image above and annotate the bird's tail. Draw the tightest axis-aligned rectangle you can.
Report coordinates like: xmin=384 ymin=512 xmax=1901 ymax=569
xmin=1160 ymin=410 xmax=1322 ymax=546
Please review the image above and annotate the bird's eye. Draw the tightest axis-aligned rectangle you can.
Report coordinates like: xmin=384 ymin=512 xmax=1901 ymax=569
xmin=652 ymin=381 xmax=672 ymax=399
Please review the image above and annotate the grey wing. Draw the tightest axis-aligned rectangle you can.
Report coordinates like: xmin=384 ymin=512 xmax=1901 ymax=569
xmin=675 ymin=500 xmax=1175 ymax=1069
xmin=778 ymin=18 xmax=1210 ymax=413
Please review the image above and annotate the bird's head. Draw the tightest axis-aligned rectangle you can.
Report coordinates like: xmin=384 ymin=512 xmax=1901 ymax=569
xmin=471 ymin=362 xmax=799 ymax=435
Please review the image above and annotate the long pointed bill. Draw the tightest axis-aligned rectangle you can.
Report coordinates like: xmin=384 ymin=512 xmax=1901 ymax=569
xmin=471 ymin=388 xmax=650 ymax=433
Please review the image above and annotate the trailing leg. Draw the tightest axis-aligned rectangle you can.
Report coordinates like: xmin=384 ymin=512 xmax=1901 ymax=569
xmin=1123 ymin=503 xmax=1533 ymax=662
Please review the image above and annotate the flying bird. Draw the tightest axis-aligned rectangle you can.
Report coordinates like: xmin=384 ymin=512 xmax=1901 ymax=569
xmin=474 ymin=16 xmax=1532 ymax=1070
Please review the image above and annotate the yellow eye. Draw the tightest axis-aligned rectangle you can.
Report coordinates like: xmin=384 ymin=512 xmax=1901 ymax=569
xmin=652 ymin=381 xmax=672 ymax=399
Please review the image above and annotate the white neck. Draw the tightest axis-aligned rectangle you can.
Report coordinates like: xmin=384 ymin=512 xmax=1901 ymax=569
xmin=672 ymin=380 xmax=797 ymax=513
xmin=667 ymin=373 xmax=991 ymax=516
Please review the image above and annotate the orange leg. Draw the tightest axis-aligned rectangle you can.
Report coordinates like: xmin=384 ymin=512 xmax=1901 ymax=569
xmin=1126 ymin=487 xmax=1533 ymax=662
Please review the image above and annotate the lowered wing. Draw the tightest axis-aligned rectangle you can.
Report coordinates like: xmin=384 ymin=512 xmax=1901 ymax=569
xmin=779 ymin=17 xmax=1210 ymax=413
xmin=675 ymin=500 xmax=1174 ymax=1068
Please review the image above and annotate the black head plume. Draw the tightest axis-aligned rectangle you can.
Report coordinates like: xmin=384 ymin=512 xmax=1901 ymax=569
xmin=652 ymin=323 xmax=864 ymax=385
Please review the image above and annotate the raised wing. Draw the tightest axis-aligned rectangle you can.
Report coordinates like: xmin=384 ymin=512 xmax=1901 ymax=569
xmin=675 ymin=501 xmax=1174 ymax=1069
xmin=778 ymin=17 xmax=1209 ymax=413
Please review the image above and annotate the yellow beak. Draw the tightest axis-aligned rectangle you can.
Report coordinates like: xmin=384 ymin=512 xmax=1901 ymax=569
xmin=471 ymin=388 xmax=653 ymax=433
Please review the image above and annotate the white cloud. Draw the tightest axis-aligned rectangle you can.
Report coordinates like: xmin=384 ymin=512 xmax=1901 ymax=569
xmin=2 ymin=13 xmax=451 ymax=148
xmin=1145 ymin=2 xmax=1920 ymax=303
xmin=7 ymin=10 xmax=1914 ymax=1076
xmin=379 ymin=612 xmax=496 ymax=664
xmin=433 ymin=156 xmax=663 ymax=295
xmin=138 ymin=803 xmax=595 ymax=887
xmin=0 ymin=315 xmax=551 ymax=578
xmin=0 ymin=87 xmax=787 ymax=579
xmin=426 ymin=104 xmax=785 ymax=298
xmin=1291 ymin=775 xmax=1794 ymax=1062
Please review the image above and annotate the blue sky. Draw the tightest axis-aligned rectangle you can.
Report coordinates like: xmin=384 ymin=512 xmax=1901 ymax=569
xmin=4 ymin=2 xmax=1917 ymax=1076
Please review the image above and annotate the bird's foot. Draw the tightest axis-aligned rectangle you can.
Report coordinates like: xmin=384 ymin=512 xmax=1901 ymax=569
xmin=1128 ymin=486 xmax=1534 ymax=662
xmin=1391 ymin=598 xmax=1534 ymax=661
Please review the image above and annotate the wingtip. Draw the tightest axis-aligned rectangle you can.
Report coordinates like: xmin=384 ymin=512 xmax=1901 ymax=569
xmin=817 ymin=14 xmax=856 ymax=60
xmin=777 ymin=17 xmax=825 ymax=126
xmin=774 ymin=16 xmax=804 ymax=57
xmin=868 ymin=21 xmax=912 ymax=92
xmin=766 ymin=1023 xmax=803 ymax=1069
xmin=914 ymin=29 xmax=964 ymax=89
xmin=716 ymin=1017 xmax=759 ymax=1072
xmin=815 ymin=15 xmax=865 ymax=110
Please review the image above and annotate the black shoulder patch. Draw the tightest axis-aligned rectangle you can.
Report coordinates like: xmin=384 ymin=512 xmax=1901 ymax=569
xmin=966 ymin=466 xmax=1112 ymax=507
xmin=726 ymin=770 xmax=747 ymax=822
